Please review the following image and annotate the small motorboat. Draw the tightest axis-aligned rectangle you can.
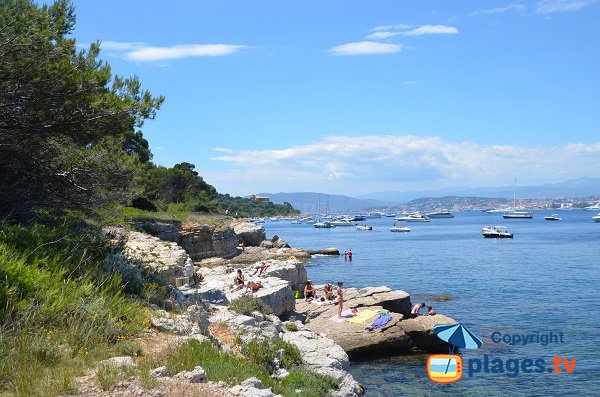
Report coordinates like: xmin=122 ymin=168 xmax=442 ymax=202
xmin=481 ymin=226 xmax=513 ymax=238
xmin=593 ymin=212 xmax=600 ymax=222
xmin=544 ymin=214 xmax=562 ymax=221
xmin=355 ymin=224 xmax=372 ymax=231
xmin=390 ymin=226 xmax=411 ymax=232
xmin=314 ymin=221 xmax=335 ymax=228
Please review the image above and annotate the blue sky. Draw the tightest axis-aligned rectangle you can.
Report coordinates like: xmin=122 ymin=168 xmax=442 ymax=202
xmin=72 ymin=0 xmax=600 ymax=196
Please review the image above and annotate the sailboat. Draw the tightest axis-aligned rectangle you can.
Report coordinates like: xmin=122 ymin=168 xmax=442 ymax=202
xmin=503 ymin=178 xmax=532 ymax=219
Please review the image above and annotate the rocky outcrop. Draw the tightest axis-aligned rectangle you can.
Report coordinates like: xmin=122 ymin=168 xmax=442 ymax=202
xmin=106 ymin=227 xmax=195 ymax=286
xmin=307 ymin=247 xmax=341 ymax=256
xmin=183 ymin=261 xmax=300 ymax=315
xmin=282 ymin=325 xmax=364 ymax=397
xmin=233 ymin=222 xmax=266 ymax=247
xmin=294 ymin=286 xmax=454 ymax=358
xmin=198 ymin=246 xmax=312 ymax=266
xmin=177 ymin=224 xmax=239 ymax=261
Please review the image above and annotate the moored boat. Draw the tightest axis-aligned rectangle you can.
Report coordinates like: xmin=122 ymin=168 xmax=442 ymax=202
xmin=426 ymin=210 xmax=454 ymax=219
xmin=481 ymin=226 xmax=513 ymax=238
xmin=390 ymin=226 xmax=411 ymax=232
xmin=593 ymin=213 xmax=600 ymax=222
xmin=314 ymin=221 xmax=335 ymax=228
xmin=330 ymin=219 xmax=355 ymax=226
xmin=395 ymin=213 xmax=430 ymax=222
xmin=544 ymin=214 xmax=562 ymax=221
xmin=355 ymin=224 xmax=373 ymax=231
xmin=503 ymin=210 xmax=533 ymax=219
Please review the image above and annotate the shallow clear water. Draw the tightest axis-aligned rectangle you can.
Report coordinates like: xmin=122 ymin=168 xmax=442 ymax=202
xmin=263 ymin=210 xmax=600 ymax=396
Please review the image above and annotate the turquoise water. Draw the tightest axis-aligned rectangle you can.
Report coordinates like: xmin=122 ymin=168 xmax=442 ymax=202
xmin=263 ymin=210 xmax=600 ymax=396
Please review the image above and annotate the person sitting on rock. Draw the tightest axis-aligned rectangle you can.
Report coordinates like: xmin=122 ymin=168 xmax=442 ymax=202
xmin=304 ymin=280 xmax=317 ymax=301
xmin=251 ymin=262 xmax=270 ymax=277
xmin=323 ymin=283 xmax=334 ymax=300
xmin=246 ymin=280 xmax=262 ymax=293
xmin=232 ymin=269 xmax=245 ymax=291
xmin=410 ymin=302 xmax=426 ymax=317
xmin=427 ymin=306 xmax=437 ymax=316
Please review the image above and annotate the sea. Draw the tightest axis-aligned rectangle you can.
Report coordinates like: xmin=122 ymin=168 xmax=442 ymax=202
xmin=263 ymin=210 xmax=600 ymax=396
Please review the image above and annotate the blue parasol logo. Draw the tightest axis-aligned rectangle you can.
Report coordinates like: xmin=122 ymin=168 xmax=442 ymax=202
xmin=434 ymin=323 xmax=483 ymax=353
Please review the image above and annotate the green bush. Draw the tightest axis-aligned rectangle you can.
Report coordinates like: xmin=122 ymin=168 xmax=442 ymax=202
xmin=275 ymin=367 xmax=338 ymax=397
xmin=284 ymin=322 xmax=299 ymax=332
xmin=0 ymin=223 xmax=148 ymax=396
xmin=116 ymin=339 xmax=143 ymax=357
xmin=229 ymin=295 xmax=272 ymax=316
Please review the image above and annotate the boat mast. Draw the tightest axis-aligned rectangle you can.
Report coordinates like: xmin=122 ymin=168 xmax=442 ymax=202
xmin=513 ymin=177 xmax=516 ymax=210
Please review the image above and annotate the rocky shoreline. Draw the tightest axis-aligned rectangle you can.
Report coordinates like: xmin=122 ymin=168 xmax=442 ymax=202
xmin=99 ymin=221 xmax=455 ymax=396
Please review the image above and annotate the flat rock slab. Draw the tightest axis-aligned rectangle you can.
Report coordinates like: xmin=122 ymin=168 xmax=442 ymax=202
xmin=295 ymin=287 xmax=455 ymax=358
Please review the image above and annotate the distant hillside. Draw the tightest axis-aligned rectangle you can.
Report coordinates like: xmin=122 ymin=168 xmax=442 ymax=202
xmin=358 ymin=177 xmax=600 ymax=202
xmin=258 ymin=192 xmax=390 ymax=212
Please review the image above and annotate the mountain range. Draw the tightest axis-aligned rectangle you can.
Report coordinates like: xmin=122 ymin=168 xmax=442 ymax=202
xmin=259 ymin=178 xmax=600 ymax=212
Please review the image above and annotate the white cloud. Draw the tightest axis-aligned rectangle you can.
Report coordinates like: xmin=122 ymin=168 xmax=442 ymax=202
xmin=329 ymin=41 xmax=402 ymax=56
xmin=207 ymin=135 xmax=600 ymax=196
xmin=366 ymin=31 xmax=401 ymax=40
xmin=536 ymin=0 xmax=600 ymax=13
xmin=470 ymin=3 xmax=527 ymax=16
xmin=370 ymin=24 xmax=413 ymax=32
xmin=99 ymin=41 xmax=247 ymax=62
xmin=402 ymin=25 xmax=459 ymax=36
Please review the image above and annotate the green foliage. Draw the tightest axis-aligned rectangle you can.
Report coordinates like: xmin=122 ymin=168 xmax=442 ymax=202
xmin=284 ymin=322 xmax=299 ymax=332
xmin=116 ymin=339 xmax=143 ymax=357
xmin=0 ymin=223 xmax=148 ymax=396
xmin=229 ymin=295 xmax=273 ymax=316
xmin=164 ymin=340 xmax=274 ymax=388
xmin=241 ymin=338 xmax=301 ymax=369
xmin=0 ymin=0 xmax=163 ymax=222
xmin=163 ymin=340 xmax=336 ymax=397
xmin=275 ymin=367 xmax=339 ymax=397
xmin=218 ymin=194 xmax=299 ymax=217
xmin=96 ymin=364 xmax=136 ymax=391
xmin=131 ymin=196 xmax=158 ymax=211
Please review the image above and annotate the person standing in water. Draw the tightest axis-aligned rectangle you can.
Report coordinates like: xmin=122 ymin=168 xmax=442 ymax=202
xmin=337 ymin=281 xmax=344 ymax=318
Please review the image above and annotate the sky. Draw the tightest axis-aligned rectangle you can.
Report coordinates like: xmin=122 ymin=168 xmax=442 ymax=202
xmin=71 ymin=0 xmax=600 ymax=196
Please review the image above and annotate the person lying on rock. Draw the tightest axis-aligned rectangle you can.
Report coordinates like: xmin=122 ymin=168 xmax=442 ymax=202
xmin=251 ymin=261 xmax=270 ymax=277
xmin=246 ymin=280 xmax=262 ymax=293
xmin=304 ymin=280 xmax=317 ymax=301
xmin=232 ymin=269 xmax=245 ymax=291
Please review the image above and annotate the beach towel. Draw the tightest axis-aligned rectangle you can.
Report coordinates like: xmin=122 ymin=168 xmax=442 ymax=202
xmin=372 ymin=315 xmax=392 ymax=329
xmin=347 ymin=309 xmax=379 ymax=324
xmin=328 ymin=309 xmax=356 ymax=323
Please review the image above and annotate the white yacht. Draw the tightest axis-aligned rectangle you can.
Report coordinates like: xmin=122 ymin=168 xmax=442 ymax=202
xmin=503 ymin=179 xmax=532 ymax=219
xmin=426 ymin=210 xmax=454 ymax=219
xmin=481 ymin=226 xmax=513 ymax=238
xmin=355 ymin=224 xmax=373 ymax=231
xmin=593 ymin=213 xmax=600 ymax=222
xmin=544 ymin=214 xmax=562 ymax=221
xmin=314 ymin=221 xmax=335 ymax=228
xmin=390 ymin=226 xmax=411 ymax=232
xmin=395 ymin=213 xmax=430 ymax=222
xmin=330 ymin=219 xmax=355 ymax=226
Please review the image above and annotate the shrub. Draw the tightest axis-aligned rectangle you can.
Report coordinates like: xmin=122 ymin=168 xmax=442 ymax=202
xmin=96 ymin=365 xmax=135 ymax=391
xmin=229 ymin=296 xmax=272 ymax=316
xmin=104 ymin=252 xmax=143 ymax=294
xmin=284 ymin=322 xmax=299 ymax=332
xmin=241 ymin=339 xmax=301 ymax=369
xmin=131 ymin=197 xmax=158 ymax=212
xmin=116 ymin=339 xmax=143 ymax=357
xmin=275 ymin=367 xmax=338 ymax=397
xmin=140 ymin=283 xmax=167 ymax=306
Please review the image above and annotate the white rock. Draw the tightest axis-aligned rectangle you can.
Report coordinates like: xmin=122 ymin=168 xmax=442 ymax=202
xmin=175 ymin=366 xmax=207 ymax=383
xmin=150 ymin=366 xmax=167 ymax=378
xmin=99 ymin=356 xmax=136 ymax=368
